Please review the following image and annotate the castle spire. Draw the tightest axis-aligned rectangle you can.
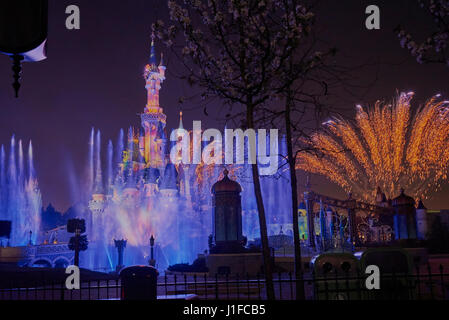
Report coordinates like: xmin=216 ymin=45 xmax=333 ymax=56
xmin=142 ymin=30 xmax=167 ymax=168
xmin=149 ymin=31 xmax=157 ymax=66
xmin=178 ymin=110 xmax=184 ymax=130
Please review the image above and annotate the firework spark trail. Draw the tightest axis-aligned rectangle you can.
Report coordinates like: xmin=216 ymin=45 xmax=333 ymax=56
xmin=297 ymin=92 xmax=449 ymax=202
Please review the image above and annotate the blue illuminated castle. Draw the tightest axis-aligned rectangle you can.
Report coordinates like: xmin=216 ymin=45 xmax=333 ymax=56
xmin=82 ymin=35 xmax=293 ymax=272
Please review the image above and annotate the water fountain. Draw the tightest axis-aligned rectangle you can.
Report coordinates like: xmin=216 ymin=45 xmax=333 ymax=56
xmin=0 ymin=136 xmax=41 ymax=246
xmin=77 ymin=124 xmax=293 ymax=273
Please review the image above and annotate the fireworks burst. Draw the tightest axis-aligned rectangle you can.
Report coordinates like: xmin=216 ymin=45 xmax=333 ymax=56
xmin=296 ymin=92 xmax=449 ymax=202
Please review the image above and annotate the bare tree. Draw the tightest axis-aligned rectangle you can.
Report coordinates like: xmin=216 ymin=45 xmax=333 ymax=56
xmin=395 ymin=0 xmax=449 ymax=66
xmin=154 ymin=0 xmax=326 ymax=299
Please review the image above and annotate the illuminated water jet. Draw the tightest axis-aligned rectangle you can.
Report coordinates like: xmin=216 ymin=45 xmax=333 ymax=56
xmin=0 ymin=136 xmax=41 ymax=246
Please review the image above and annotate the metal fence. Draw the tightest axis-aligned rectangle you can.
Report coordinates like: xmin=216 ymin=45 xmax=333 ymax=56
xmin=0 ymin=264 xmax=448 ymax=300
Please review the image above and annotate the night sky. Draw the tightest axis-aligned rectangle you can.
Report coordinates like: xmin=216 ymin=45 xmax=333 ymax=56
xmin=0 ymin=0 xmax=447 ymax=211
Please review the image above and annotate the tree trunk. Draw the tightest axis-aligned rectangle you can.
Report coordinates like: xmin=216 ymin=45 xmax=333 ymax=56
xmin=246 ymin=104 xmax=275 ymax=300
xmin=74 ymin=230 xmax=80 ymax=267
xmin=285 ymin=91 xmax=305 ymax=299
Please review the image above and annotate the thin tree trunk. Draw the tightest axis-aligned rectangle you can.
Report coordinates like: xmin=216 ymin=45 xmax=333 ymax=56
xmin=74 ymin=230 xmax=80 ymax=267
xmin=285 ymin=91 xmax=305 ymax=299
xmin=246 ymin=104 xmax=275 ymax=300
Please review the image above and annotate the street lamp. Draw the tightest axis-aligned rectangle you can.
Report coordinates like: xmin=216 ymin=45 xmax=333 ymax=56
xmin=149 ymin=235 xmax=155 ymax=267
xmin=114 ymin=239 xmax=127 ymax=273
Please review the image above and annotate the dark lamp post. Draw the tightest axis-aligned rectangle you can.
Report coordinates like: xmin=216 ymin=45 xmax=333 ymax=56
xmin=114 ymin=239 xmax=127 ymax=273
xmin=149 ymin=235 xmax=155 ymax=267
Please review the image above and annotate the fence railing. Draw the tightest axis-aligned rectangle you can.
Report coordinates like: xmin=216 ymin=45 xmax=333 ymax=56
xmin=1 ymin=265 xmax=448 ymax=300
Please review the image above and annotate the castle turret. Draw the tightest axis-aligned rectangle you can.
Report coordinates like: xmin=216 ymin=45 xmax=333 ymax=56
xmin=178 ymin=110 xmax=184 ymax=130
xmin=123 ymin=174 xmax=139 ymax=202
xmin=159 ymin=163 xmax=178 ymax=198
xmin=141 ymin=32 xmax=167 ymax=168
xmin=392 ymin=188 xmax=417 ymax=240
xmin=416 ymin=199 xmax=428 ymax=240
xmin=375 ymin=186 xmax=383 ymax=203
xmin=143 ymin=167 xmax=160 ymax=197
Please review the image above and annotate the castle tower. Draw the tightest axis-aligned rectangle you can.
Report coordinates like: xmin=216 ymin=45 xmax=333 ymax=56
xmin=375 ymin=186 xmax=383 ymax=204
xmin=141 ymin=33 xmax=167 ymax=169
xmin=375 ymin=186 xmax=388 ymax=207
xmin=392 ymin=188 xmax=417 ymax=240
xmin=143 ymin=167 xmax=160 ymax=197
xmin=416 ymin=199 xmax=428 ymax=240
xmin=159 ymin=163 xmax=179 ymax=199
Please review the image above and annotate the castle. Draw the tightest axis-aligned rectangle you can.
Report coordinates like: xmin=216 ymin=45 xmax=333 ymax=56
xmin=83 ymin=35 xmax=293 ymax=272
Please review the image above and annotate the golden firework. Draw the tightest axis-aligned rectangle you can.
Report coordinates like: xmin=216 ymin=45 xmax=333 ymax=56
xmin=296 ymin=92 xmax=449 ymax=202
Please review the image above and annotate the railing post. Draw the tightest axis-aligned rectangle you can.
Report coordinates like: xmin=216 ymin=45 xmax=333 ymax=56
xmin=344 ymin=270 xmax=350 ymax=301
xmin=116 ymin=278 xmax=119 ymax=300
xmin=334 ymin=269 xmax=340 ymax=299
xmin=289 ymin=272 xmax=293 ymax=300
xmin=236 ymin=273 xmax=240 ymax=300
xmin=194 ymin=274 xmax=197 ymax=296
xmin=277 ymin=272 xmax=282 ymax=300
xmin=215 ymin=274 xmax=218 ymax=300
xmin=184 ymin=274 xmax=187 ymax=298
xmin=428 ymin=263 xmax=434 ymax=299
xmin=356 ymin=268 xmax=362 ymax=300
xmin=204 ymin=274 xmax=208 ymax=300
xmin=404 ymin=268 xmax=411 ymax=299
xmin=416 ymin=265 xmax=422 ymax=299
xmin=106 ymin=279 xmax=109 ymax=300
xmin=226 ymin=273 xmax=229 ymax=299
xmin=247 ymin=273 xmax=250 ymax=300
xmin=439 ymin=265 xmax=446 ymax=300
xmin=392 ymin=268 xmax=397 ymax=300
xmin=323 ymin=272 xmax=329 ymax=300
xmin=164 ymin=274 xmax=168 ymax=297
xmin=174 ymin=274 xmax=178 ymax=297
